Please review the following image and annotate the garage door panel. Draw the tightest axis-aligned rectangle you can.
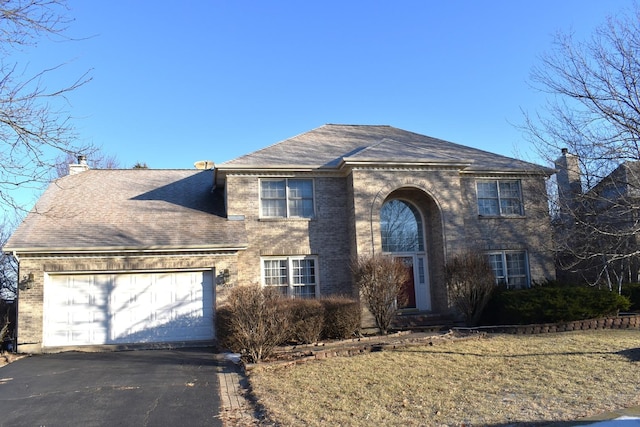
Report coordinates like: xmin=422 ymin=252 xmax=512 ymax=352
xmin=44 ymin=271 xmax=214 ymax=347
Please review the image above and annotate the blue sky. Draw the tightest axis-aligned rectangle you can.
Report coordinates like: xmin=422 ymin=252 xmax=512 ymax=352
xmin=25 ymin=1 xmax=633 ymax=170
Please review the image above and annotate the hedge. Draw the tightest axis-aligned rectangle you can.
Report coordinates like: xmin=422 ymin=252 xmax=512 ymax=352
xmin=480 ymin=284 xmax=630 ymax=326
xmin=622 ymin=283 xmax=640 ymax=312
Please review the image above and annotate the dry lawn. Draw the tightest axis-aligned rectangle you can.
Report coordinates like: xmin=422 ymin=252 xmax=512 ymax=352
xmin=248 ymin=330 xmax=640 ymax=426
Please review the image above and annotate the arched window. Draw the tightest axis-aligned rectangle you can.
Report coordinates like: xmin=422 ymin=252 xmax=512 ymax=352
xmin=380 ymin=199 xmax=424 ymax=252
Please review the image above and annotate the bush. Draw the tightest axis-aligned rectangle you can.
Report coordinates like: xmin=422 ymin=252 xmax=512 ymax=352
xmin=321 ymin=296 xmax=361 ymax=340
xmin=445 ymin=249 xmax=496 ymax=326
xmin=0 ymin=300 xmax=14 ymax=351
xmin=621 ymin=283 xmax=640 ymax=312
xmin=281 ymin=298 xmax=325 ymax=344
xmin=353 ymin=255 xmax=409 ymax=334
xmin=215 ymin=284 xmax=290 ymax=363
xmin=481 ymin=283 xmax=631 ymax=325
xmin=0 ymin=314 xmax=8 ymax=348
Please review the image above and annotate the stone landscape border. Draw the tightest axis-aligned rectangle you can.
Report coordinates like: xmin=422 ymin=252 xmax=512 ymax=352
xmin=244 ymin=314 xmax=640 ymax=371
xmin=463 ymin=313 xmax=640 ymax=335
xmin=244 ymin=330 xmax=483 ymax=371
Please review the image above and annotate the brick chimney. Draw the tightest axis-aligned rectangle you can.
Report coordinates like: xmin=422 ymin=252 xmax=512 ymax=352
xmin=68 ymin=155 xmax=90 ymax=175
xmin=554 ymin=148 xmax=582 ymax=212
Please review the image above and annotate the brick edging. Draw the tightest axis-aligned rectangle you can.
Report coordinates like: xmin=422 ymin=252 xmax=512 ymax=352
xmin=243 ymin=330 xmax=483 ymax=372
xmin=243 ymin=314 xmax=640 ymax=371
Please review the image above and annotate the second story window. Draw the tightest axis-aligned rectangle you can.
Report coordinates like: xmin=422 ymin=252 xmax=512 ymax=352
xmin=260 ymin=178 xmax=314 ymax=218
xmin=477 ymin=180 xmax=523 ymax=216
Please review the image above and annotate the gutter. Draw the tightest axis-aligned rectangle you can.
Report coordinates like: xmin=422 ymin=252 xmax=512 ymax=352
xmin=458 ymin=168 xmax=555 ymax=176
xmin=4 ymin=244 xmax=248 ymax=256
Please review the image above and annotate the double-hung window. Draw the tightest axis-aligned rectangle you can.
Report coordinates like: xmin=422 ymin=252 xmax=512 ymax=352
xmin=477 ymin=180 xmax=523 ymax=216
xmin=260 ymin=179 xmax=314 ymax=218
xmin=487 ymin=251 xmax=529 ymax=289
xmin=262 ymin=256 xmax=318 ymax=298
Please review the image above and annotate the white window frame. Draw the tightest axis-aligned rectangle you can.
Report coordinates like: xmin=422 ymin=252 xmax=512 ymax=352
xmin=259 ymin=178 xmax=315 ymax=219
xmin=487 ymin=250 xmax=530 ymax=289
xmin=476 ymin=180 xmax=524 ymax=217
xmin=261 ymin=256 xmax=319 ymax=298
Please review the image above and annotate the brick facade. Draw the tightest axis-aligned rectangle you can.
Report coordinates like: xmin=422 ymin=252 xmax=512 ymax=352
xmin=225 ymin=166 xmax=555 ymax=325
xmin=227 ymin=173 xmax=353 ymax=297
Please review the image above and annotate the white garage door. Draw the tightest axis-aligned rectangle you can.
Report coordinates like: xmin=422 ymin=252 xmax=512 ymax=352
xmin=43 ymin=271 xmax=214 ymax=347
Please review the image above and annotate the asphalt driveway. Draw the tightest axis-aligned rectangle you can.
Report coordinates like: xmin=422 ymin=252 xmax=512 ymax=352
xmin=0 ymin=348 xmax=222 ymax=427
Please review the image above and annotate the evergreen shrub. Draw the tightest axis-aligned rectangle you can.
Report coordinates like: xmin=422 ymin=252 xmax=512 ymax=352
xmin=481 ymin=282 xmax=630 ymax=325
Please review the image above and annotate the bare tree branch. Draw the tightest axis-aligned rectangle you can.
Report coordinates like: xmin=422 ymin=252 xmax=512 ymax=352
xmin=0 ymin=0 xmax=93 ymax=215
xmin=522 ymin=5 xmax=640 ymax=291
xmin=52 ymin=150 xmax=120 ymax=179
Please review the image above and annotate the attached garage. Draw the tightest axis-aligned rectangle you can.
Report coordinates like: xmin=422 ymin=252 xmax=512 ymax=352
xmin=43 ymin=270 xmax=215 ymax=347
xmin=5 ymin=169 xmax=248 ymax=353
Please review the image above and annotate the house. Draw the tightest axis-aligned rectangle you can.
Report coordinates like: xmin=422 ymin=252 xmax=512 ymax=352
xmin=5 ymin=124 xmax=555 ymax=353
xmin=554 ymin=149 xmax=640 ymax=285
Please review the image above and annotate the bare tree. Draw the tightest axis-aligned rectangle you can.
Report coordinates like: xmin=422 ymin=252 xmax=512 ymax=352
xmin=217 ymin=284 xmax=290 ymax=363
xmin=0 ymin=223 xmax=18 ymax=352
xmin=352 ymin=255 xmax=409 ymax=334
xmin=523 ymin=5 xmax=640 ymax=291
xmin=0 ymin=0 xmax=92 ymax=214
xmin=445 ymin=249 xmax=496 ymax=326
xmin=0 ymin=223 xmax=17 ymax=302
xmin=0 ymin=220 xmax=18 ymax=347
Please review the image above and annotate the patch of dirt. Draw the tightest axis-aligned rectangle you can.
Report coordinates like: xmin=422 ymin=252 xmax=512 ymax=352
xmin=0 ymin=353 xmax=27 ymax=368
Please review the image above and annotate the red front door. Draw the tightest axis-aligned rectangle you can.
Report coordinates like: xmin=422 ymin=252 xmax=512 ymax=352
xmin=397 ymin=257 xmax=416 ymax=309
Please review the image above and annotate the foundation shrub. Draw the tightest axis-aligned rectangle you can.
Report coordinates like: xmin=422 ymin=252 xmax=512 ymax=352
xmin=215 ymin=284 xmax=290 ymax=363
xmin=352 ymin=255 xmax=409 ymax=334
xmin=215 ymin=305 xmax=234 ymax=350
xmin=0 ymin=314 xmax=8 ymax=350
xmin=481 ymin=282 xmax=631 ymax=325
xmin=0 ymin=300 xmax=14 ymax=351
xmin=281 ymin=298 xmax=325 ymax=344
xmin=445 ymin=249 xmax=496 ymax=326
xmin=320 ymin=296 xmax=361 ymax=340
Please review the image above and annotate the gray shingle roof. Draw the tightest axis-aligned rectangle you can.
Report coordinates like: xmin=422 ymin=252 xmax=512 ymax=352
xmin=5 ymin=169 xmax=247 ymax=252
xmin=221 ymin=124 xmax=548 ymax=173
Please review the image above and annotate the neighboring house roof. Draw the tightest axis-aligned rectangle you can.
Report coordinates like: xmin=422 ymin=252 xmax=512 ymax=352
xmin=5 ymin=169 xmax=247 ymax=253
xmin=220 ymin=124 xmax=550 ymax=173
xmin=589 ymin=161 xmax=640 ymax=199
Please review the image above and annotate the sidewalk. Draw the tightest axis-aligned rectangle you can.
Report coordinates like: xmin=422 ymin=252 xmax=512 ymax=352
xmin=572 ymin=407 xmax=640 ymax=426
xmin=215 ymin=352 xmax=261 ymax=426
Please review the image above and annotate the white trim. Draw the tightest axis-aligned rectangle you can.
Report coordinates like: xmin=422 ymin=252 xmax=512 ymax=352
xmin=6 ymin=245 xmax=247 ymax=255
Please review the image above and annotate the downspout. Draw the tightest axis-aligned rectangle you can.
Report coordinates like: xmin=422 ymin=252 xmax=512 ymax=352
xmin=11 ymin=251 xmax=19 ymax=353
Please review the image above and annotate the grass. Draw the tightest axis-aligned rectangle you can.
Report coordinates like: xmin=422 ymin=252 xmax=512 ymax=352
xmin=248 ymin=330 xmax=640 ymax=426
